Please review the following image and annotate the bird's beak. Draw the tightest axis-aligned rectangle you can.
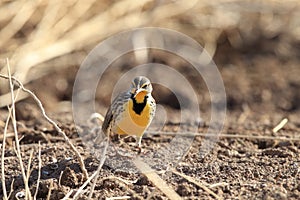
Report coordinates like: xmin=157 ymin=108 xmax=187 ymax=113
xmin=134 ymin=88 xmax=144 ymax=98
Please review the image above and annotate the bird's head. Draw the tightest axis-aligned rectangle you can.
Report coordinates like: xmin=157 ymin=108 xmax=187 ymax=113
xmin=130 ymin=76 xmax=153 ymax=103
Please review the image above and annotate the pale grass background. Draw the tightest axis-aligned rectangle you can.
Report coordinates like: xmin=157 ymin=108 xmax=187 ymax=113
xmin=0 ymin=0 xmax=299 ymax=107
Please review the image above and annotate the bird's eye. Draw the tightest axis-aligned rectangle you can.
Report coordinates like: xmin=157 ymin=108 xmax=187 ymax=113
xmin=141 ymin=84 xmax=148 ymax=89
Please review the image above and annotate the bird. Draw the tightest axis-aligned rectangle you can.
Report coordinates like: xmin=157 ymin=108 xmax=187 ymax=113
xmin=101 ymin=76 xmax=156 ymax=152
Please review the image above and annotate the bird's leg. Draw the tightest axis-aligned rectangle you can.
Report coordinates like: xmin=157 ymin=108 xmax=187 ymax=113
xmin=118 ymin=135 xmax=130 ymax=147
xmin=108 ymin=134 xmax=135 ymax=158
xmin=105 ymin=139 xmax=132 ymax=158
xmin=136 ymin=136 xmax=142 ymax=154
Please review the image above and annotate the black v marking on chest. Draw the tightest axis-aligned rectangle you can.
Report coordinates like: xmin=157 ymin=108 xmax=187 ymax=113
xmin=131 ymin=94 xmax=148 ymax=115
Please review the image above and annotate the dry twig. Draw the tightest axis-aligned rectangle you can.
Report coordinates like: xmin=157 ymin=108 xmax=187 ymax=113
xmin=145 ymin=131 xmax=300 ymax=141
xmin=58 ymin=171 xmax=64 ymax=188
xmin=273 ymin=118 xmax=288 ymax=133
xmin=0 ymin=132 xmax=14 ymax=141
xmin=34 ymin=141 xmax=42 ymax=200
xmin=0 ymin=1 xmax=41 ymax=47
xmin=7 ymin=59 xmax=32 ymax=199
xmin=0 ymin=72 xmax=89 ymax=180
xmin=1 ymin=105 xmax=10 ymax=200
xmin=26 ymin=149 xmax=34 ymax=189
xmin=7 ymin=179 xmax=15 ymax=199
xmin=100 ymin=176 xmax=137 ymax=186
xmin=209 ymin=182 xmax=229 ymax=188
xmin=62 ymin=189 xmax=74 ymax=200
xmin=172 ymin=170 xmax=222 ymax=200
xmin=106 ymin=196 xmax=131 ymax=200
xmin=46 ymin=179 xmax=53 ymax=200
xmin=87 ymin=138 xmax=109 ymax=200
xmin=73 ymin=168 xmax=100 ymax=199
xmin=133 ymin=158 xmax=181 ymax=200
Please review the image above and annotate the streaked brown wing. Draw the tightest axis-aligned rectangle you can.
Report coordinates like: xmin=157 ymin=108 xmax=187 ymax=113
xmin=101 ymin=91 xmax=131 ymax=134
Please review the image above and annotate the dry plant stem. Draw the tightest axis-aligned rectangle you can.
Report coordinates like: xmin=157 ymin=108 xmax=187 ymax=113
xmin=7 ymin=0 xmax=195 ymax=85
xmin=7 ymin=60 xmax=32 ymax=199
xmin=0 ymin=91 xmax=29 ymax=108
xmin=145 ymin=131 xmax=300 ymax=141
xmin=0 ymin=1 xmax=24 ymax=21
xmin=26 ymin=149 xmax=34 ymax=182
xmin=6 ymin=0 xmax=151 ymax=84
xmin=1 ymin=104 xmax=12 ymax=200
xmin=0 ymin=73 xmax=89 ymax=180
xmin=209 ymin=182 xmax=229 ymax=188
xmin=0 ymin=0 xmax=40 ymax=47
xmin=0 ymin=132 xmax=15 ymax=140
xmin=87 ymin=138 xmax=109 ymax=200
xmin=58 ymin=171 xmax=64 ymax=188
xmin=133 ymin=158 xmax=182 ymax=200
xmin=46 ymin=179 xmax=53 ymax=200
xmin=73 ymin=168 xmax=101 ymax=199
xmin=100 ymin=176 xmax=137 ymax=185
xmin=34 ymin=141 xmax=42 ymax=200
xmin=0 ymin=0 xmax=198 ymax=106
xmin=62 ymin=189 xmax=74 ymax=200
xmin=172 ymin=170 xmax=222 ymax=200
xmin=106 ymin=196 xmax=131 ymax=200
xmin=51 ymin=0 xmax=97 ymax=38
xmin=25 ymin=149 xmax=34 ymax=197
xmin=29 ymin=0 xmax=63 ymax=41
xmin=273 ymin=118 xmax=288 ymax=133
xmin=22 ymin=0 xmax=95 ymax=52
xmin=7 ymin=179 xmax=15 ymax=199
xmin=1 ymin=0 xmax=299 ymax=106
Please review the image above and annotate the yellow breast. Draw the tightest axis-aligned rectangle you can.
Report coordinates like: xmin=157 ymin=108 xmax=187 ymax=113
xmin=128 ymin=99 xmax=151 ymax=126
xmin=114 ymin=99 xmax=151 ymax=137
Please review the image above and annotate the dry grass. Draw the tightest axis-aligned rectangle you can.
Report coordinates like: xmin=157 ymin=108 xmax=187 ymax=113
xmin=0 ymin=71 xmax=89 ymax=178
xmin=172 ymin=169 xmax=221 ymax=200
xmin=33 ymin=141 xmax=42 ymax=200
xmin=7 ymin=60 xmax=31 ymax=199
xmin=145 ymin=130 xmax=300 ymax=142
xmin=0 ymin=0 xmax=300 ymax=106
xmin=0 ymin=60 xmax=91 ymax=198
xmin=133 ymin=158 xmax=182 ymax=200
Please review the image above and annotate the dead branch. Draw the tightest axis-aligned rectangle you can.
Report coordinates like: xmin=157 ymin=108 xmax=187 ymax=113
xmin=133 ymin=158 xmax=181 ymax=200
xmin=172 ymin=170 xmax=222 ymax=200
xmin=0 ymin=72 xmax=89 ymax=180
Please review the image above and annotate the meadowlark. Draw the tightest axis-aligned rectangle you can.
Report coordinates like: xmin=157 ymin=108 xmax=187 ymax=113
xmin=101 ymin=76 xmax=156 ymax=151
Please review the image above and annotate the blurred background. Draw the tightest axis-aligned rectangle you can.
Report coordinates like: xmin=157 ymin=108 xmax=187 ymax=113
xmin=0 ymin=0 xmax=299 ymax=125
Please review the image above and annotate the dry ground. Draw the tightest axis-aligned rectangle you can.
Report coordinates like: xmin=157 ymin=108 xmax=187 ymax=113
xmin=0 ymin=1 xmax=300 ymax=199
xmin=1 ymin=51 xmax=300 ymax=199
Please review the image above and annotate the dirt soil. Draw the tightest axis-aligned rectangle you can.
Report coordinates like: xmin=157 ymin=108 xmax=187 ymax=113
xmin=1 ymin=37 xmax=300 ymax=199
